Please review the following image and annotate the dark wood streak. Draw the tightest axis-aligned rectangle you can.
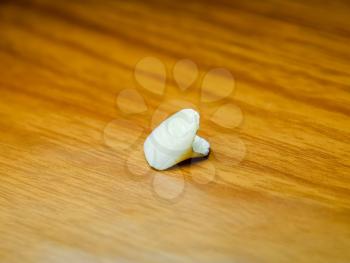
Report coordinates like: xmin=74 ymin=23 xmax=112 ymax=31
xmin=204 ymin=0 xmax=350 ymax=38
xmin=130 ymin=0 xmax=350 ymax=75
xmin=14 ymin=0 xmax=350 ymax=90
xmin=4 ymin=0 xmax=350 ymax=117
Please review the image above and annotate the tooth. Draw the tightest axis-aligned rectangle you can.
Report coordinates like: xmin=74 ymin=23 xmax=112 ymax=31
xmin=144 ymin=109 xmax=210 ymax=170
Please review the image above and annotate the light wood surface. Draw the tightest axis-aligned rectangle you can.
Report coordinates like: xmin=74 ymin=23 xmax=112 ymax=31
xmin=1 ymin=0 xmax=350 ymax=262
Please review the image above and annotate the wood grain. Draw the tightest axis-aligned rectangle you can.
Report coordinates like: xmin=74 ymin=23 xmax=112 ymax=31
xmin=0 ymin=0 xmax=349 ymax=262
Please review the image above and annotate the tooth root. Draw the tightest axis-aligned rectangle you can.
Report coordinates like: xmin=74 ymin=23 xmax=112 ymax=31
xmin=143 ymin=109 xmax=210 ymax=170
xmin=191 ymin=135 xmax=210 ymax=158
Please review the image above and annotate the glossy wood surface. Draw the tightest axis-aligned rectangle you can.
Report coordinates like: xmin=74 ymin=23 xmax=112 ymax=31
xmin=0 ymin=0 xmax=349 ymax=262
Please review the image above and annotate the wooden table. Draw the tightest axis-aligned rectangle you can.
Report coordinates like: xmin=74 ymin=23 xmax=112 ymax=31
xmin=1 ymin=0 xmax=349 ymax=262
